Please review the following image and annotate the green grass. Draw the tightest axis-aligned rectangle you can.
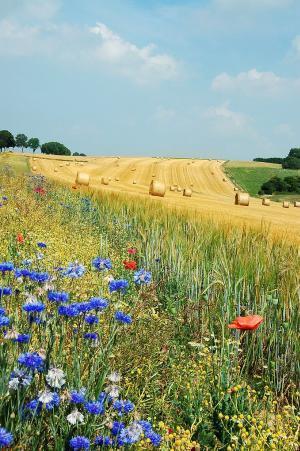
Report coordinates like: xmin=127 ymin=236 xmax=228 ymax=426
xmin=224 ymin=162 xmax=300 ymax=196
xmin=0 ymin=152 xmax=30 ymax=175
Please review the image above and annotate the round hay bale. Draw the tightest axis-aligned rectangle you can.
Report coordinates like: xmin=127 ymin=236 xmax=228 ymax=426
xmin=152 ymin=174 xmax=156 ymax=177
xmin=294 ymin=201 xmax=300 ymax=207
xmin=177 ymin=186 xmax=182 ymax=192
xmin=131 ymin=168 xmax=136 ymax=172
xmin=115 ymin=177 xmax=120 ymax=182
xmin=66 ymin=162 xmax=70 ymax=166
xmin=282 ymin=201 xmax=289 ymax=208
xmin=54 ymin=168 xmax=58 ymax=172
xmin=76 ymin=172 xmax=90 ymax=186
xmin=170 ymin=185 xmax=176 ymax=191
xmin=101 ymin=176 xmax=109 ymax=186
xmin=80 ymin=162 xmax=84 ymax=166
xmin=262 ymin=198 xmax=270 ymax=206
xmin=59 ymin=163 xmax=64 ymax=168
xmin=133 ymin=180 xmax=137 ymax=184
xmin=149 ymin=180 xmax=166 ymax=197
xmin=211 ymin=172 xmax=215 ymax=176
xmin=190 ymin=183 xmax=194 ymax=187
xmin=234 ymin=187 xmax=239 ymax=192
xmin=235 ymin=192 xmax=249 ymax=206
xmin=33 ymin=157 xmax=37 ymax=161
xmin=223 ymin=178 xmax=227 ymax=182
xmin=183 ymin=188 xmax=192 ymax=197
xmin=108 ymin=177 xmax=112 ymax=181
xmin=32 ymin=166 xmax=37 ymax=171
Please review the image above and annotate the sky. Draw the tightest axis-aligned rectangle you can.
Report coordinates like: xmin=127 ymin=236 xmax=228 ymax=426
xmin=0 ymin=0 xmax=299 ymax=159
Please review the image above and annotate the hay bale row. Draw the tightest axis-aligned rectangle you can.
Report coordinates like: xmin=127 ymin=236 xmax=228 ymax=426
xmin=149 ymin=180 xmax=166 ymax=197
xmin=294 ymin=201 xmax=300 ymax=207
xmin=235 ymin=193 xmax=249 ymax=206
xmin=76 ymin=172 xmax=90 ymax=186
xmin=262 ymin=198 xmax=270 ymax=206
xmin=183 ymin=188 xmax=192 ymax=197
xmin=283 ymin=201 xmax=289 ymax=208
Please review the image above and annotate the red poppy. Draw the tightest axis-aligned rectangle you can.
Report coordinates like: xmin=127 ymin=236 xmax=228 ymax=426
xmin=34 ymin=186 xmax=46 ymax=195
xmin=168 ymin=428 xmax=174 ymax=434
xmin=16 ymin=233 xmax=24 ymax=244
xmin=123 ymin=260 xmax=137 ymax=270
xmin=228 ymin=315 xmax=263 ymax=331
xmin=127 ymin=248 xmax=137 ymax=255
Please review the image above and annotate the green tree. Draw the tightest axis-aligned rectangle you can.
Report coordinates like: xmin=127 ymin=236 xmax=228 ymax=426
xmin=288 ymin=148 xmax=300 ymax=159
xmin=0 ymin=130 xmax=15 ymax=152
xmin=73 ymin=152 xmax=80 ymax=156
xmin=282 ymin=157 xmax=300 ymax=169
xmin=41 ymin=142 xmax=71 ymax=156
xmin=15 ymin=134 xmax=28 ymax=152
xmin=27 ymin=138 xmax=40 ymax=153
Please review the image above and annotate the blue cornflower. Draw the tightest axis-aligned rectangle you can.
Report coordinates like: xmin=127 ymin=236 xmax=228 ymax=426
xmin=83 ymin=333 xmax=98 ymax=340
xmin=0 ymin=287 xmax=12 ymax=296
xmin=111 ymin=421 xmax=125 ymax=436
xmin=144 ymin=430 xmax=162 ymax=447
xmin=133 ymin=269 xmax=152 ymax=285
xmin=138 ymin=420 xmax=153 ymax=432
xmin=9 ymin=368 xmax=32 ymax=390
xmin=74 ymin=302 xmax=93 ymax=313
xmin=0 ymin=307 xmax=5 ymax=315
xmin=37 ymin=242 xmax=47 ymax=248
xmin=84 ymin=315 xmax=99 ymax=324
xmin=0 ymin=427 xmax=13 ymax=448
xmin=2 ymin=196 xmax=8 ymax=201
xmin=14 ymin=334 xmax=31 ymax=343
xmin=38 ymin=391 xmax=60 ymax=410
xmin=58 ymin=304 xmax=79 ymax=317
xmin=27 ymin=315 xmax=45 ymax=325
xmin=69 ymin=436 xmax=90 ymax=450
xmin=22 ymin=301 xmax=45 ymax=313
xmin=155 ymin=257 xmax=161 ymax=263
xmin=115 ymin=311 xmax=132 ymax=324
xmin=95 ymin=436 xmax=112 ymax=446
xmin=0 ymin=262 xmax=14 ymax=272
xmin=119 ymin=422 xmax=143 ymax=444
xmin=63 ymin=262 xmax=85 ymax=278
xmin=109 ymin=279 xmax=129 ymax=293
xmin=36 ymin=253 xmax=44 ymax=260
xmin=22 ymin=259 xmax=33 ymax=266
xmin=84 ymin=401 xmax=105 ymax=415
xmin=15 ymin=268 xmax=31 ymax=278
xmin=47 ymin=291 xmax=69 ymax=303
xmin=18 ymin=352 xmax=44 ymax=372
xmin=89 ymin=297 xmax=108 ymax=310
xmin=29 ymin=271 xmax=49 ymax=283
xmin=0 ymin=316 xmax=10 ymax=327
xmin=92 ymin=257 xmax=112 ymax=271
xmin=25 ymin=399 xmax=42 ymax=415
xmin=113 ymin=399 xmax=134 ymax=416
xmin=70 ymin=389 xmax=86 ymax=404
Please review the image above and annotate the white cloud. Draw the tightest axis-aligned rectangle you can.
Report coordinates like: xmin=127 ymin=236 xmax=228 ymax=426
xmin=89 ymin=23 xmax=179 ymax=83
xmin=212 ymin=68 xmax=300 ymax=96
xmin=204 ymin=102 xmax=248 ymax=130
xmin=24 ymin=0 xmax=61 ymax=20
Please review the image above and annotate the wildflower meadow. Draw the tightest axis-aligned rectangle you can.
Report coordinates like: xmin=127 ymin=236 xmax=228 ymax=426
xmin=0 ymin=169 xmax=299 ymax=450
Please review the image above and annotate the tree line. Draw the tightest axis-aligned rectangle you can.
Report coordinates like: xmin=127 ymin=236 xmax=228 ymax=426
xmin=254 ymin=148 xmax=300 ymax=169
xmin=260 ymin=175 xmax=300 ymax=195
xmin=0 ymin=130 xmax=85 ymax=156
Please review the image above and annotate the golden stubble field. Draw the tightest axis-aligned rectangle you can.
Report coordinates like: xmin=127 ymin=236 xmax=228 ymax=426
xmin=16 ymin=153 xmax=300 ymax=242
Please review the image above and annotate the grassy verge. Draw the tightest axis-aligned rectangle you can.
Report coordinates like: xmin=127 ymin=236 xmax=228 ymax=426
xmin=0 ymin=152 xmax=30 ymax=175
xmin=0 ymin=161 xmax=299 ymax=449
xmin=224 ymin=162 xmax=300 ymax=197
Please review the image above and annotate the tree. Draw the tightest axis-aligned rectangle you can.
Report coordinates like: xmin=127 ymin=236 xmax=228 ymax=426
xmin=27 ymin=138 xmax=40 ymax=153
xmin=0 ymin=130 xmax=15 ymax=152
xmin=282 ymin=157 xmax=300 ymax=169
xmin=41 ymin=142 xmax=71 ymax=156
xmin=253 ymin=157 xmax=283 ymax=164
xmin=73 ymin=152 xmax=80 ymax=156
xmin=15 ymin=134 xmax=28 ymax=152
xmin=288 ymin=148 xmax=300 ymax=159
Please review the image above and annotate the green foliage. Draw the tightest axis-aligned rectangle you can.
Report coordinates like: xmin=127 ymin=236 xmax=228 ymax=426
xmin=260 ymin=175 xmax=300 ymax=194
xmin=15 ymin=134 xmax=28 ymax=152
xmin=282 ymin=156 xmax=300 ymax=169
xmin=288 ymin=147 xmax=300 ymax=159
xmin=41 ymin=141 xmax=71 ymax=156
xmin=27 ymin=137 xmax=40 ymax=153
xmin=224 ymin=165 xmax=300 ymax=196
xmin=0 ymin=130 xmax=15 ymax=151
xmin=73 ymin=152 xmax=86 ymax=156
xmin=253 ymin=157 xmax=283 ymax=164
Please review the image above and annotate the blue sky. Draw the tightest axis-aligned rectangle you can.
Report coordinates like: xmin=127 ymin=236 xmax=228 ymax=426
xmin=0 ymin=0 xmax=299 ymax=159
